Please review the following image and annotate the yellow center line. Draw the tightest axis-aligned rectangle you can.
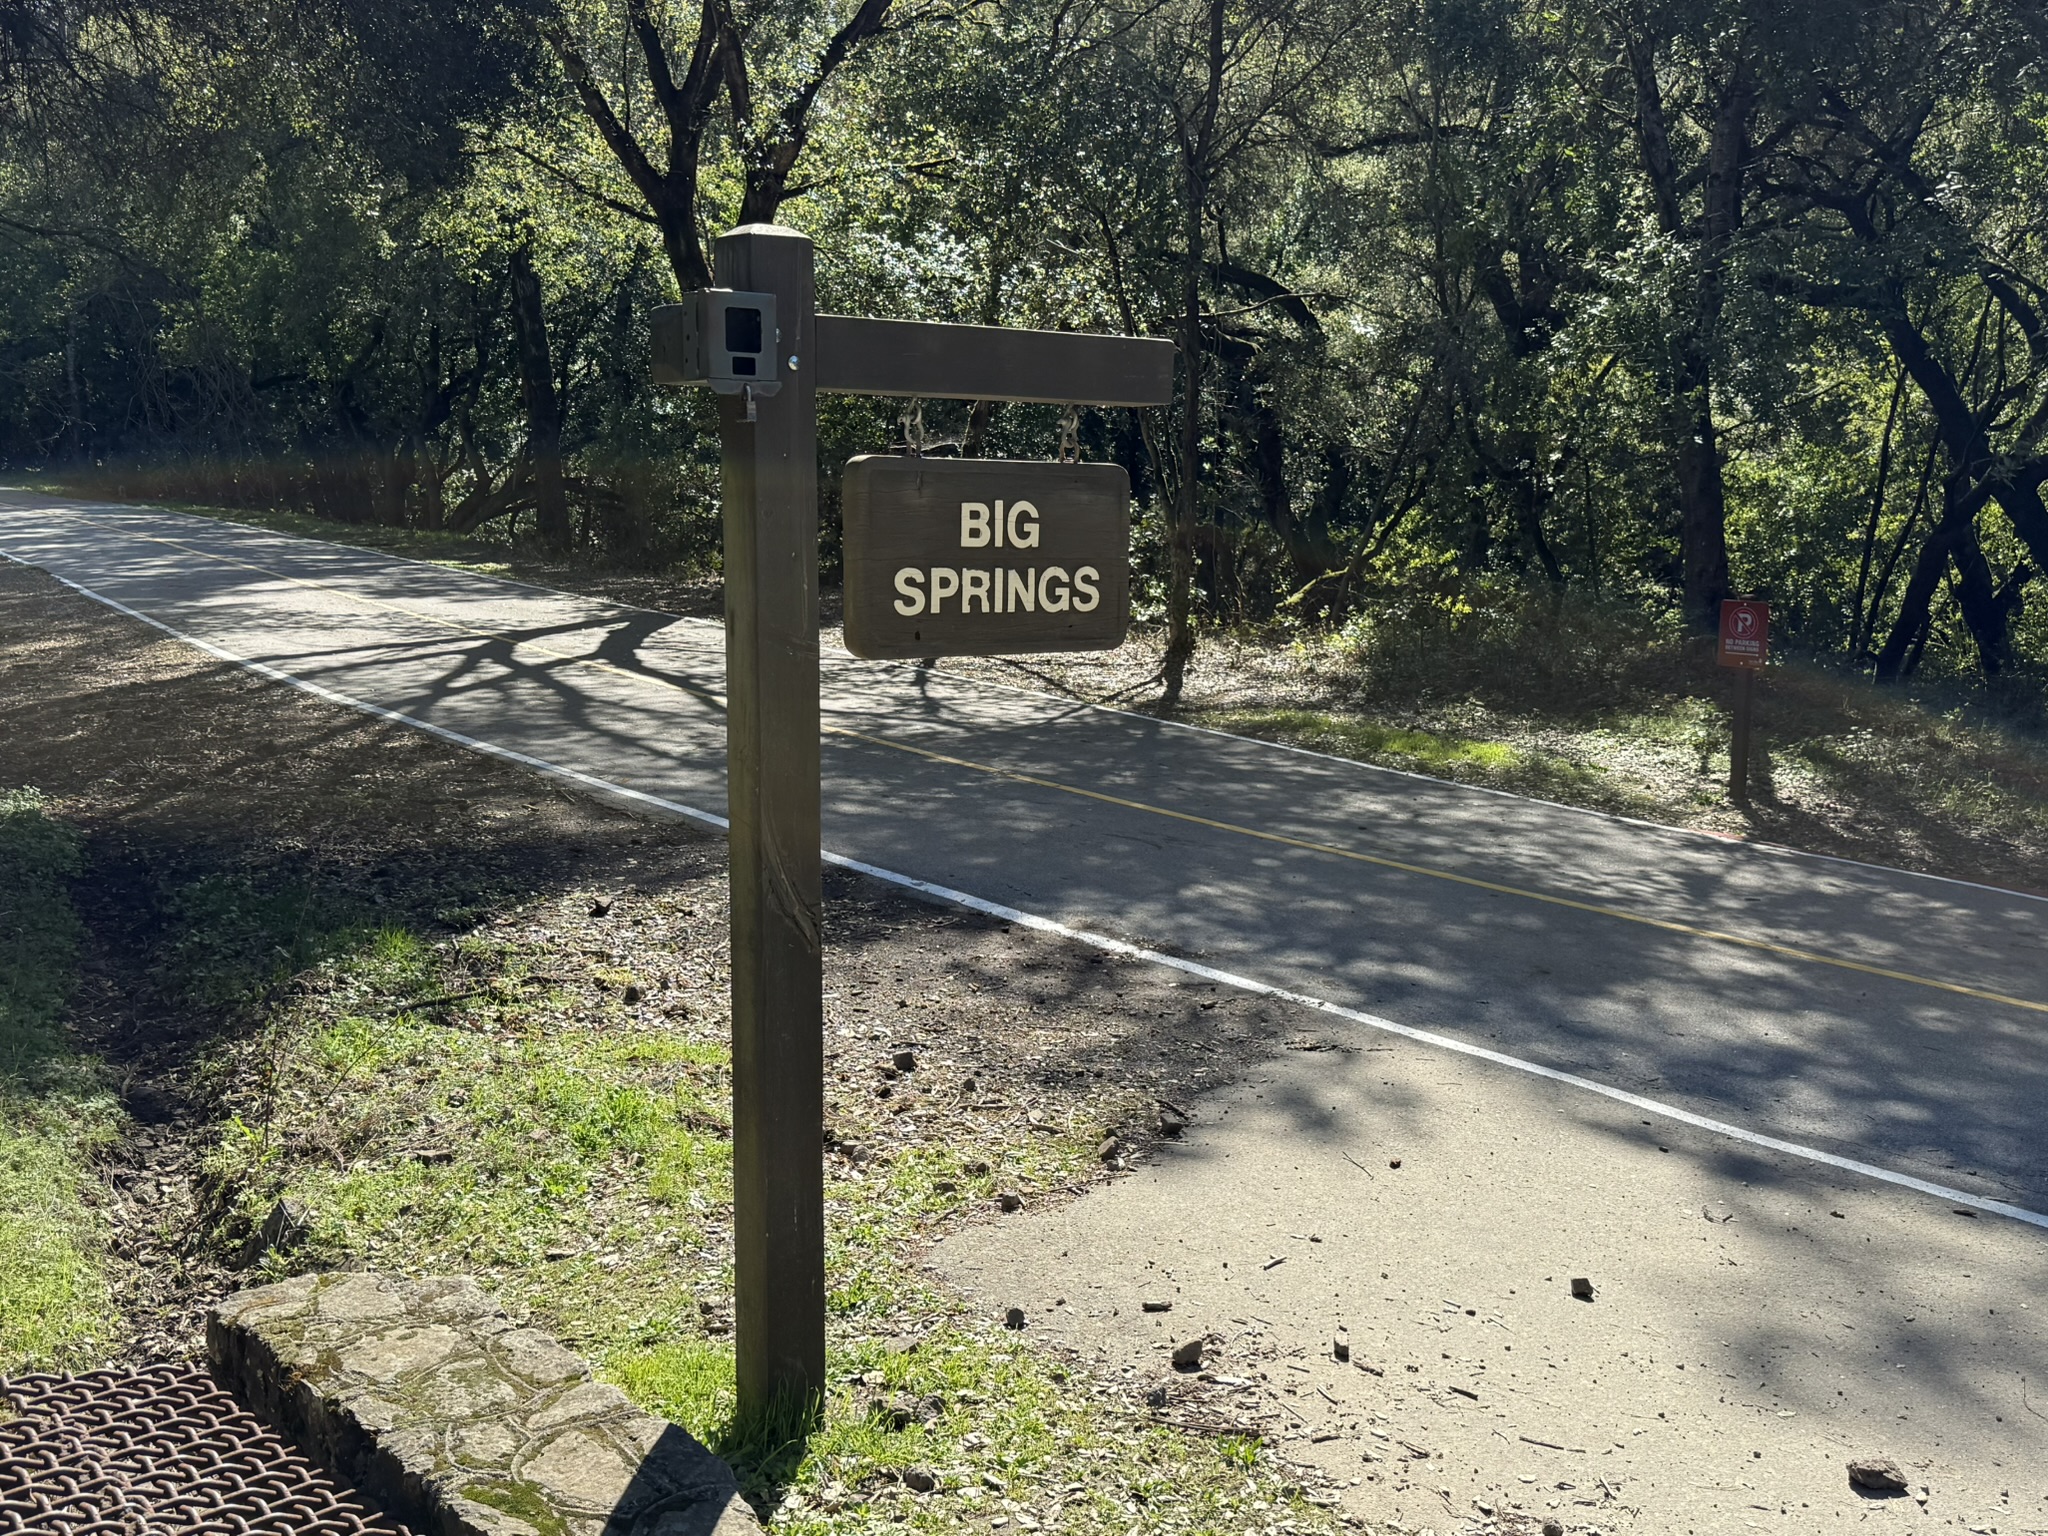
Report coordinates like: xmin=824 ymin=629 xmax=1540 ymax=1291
xmin=38 ymin=505 xmax=2048 ymax=1017
xmin=824 ymin=726 xmax=2048 ymax=1015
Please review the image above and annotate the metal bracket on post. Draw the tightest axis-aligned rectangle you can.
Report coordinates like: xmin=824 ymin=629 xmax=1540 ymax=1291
xmin=713 ymin=225 xmax=824 ymax=1418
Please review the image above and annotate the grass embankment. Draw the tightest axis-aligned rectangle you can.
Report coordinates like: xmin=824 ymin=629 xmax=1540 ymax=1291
xmin=0 ymin=789 xmax=124 ymax=1370
xmin=197 ymin=884 xmax=1326 ymax=1533
xmin=1184 ymin=637 xmax=2048 ymax=886
xmin=939 ymin=598 xmax=2048 ymax=891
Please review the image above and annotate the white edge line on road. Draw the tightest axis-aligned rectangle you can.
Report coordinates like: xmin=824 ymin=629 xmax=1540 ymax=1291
xmin=16 ymin=553 xmax=2047 ymax=1236
xmin=18 ymin=493 xmax=2044 ymax=910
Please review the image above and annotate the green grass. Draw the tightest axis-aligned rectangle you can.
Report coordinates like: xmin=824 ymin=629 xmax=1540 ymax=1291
xmin=1197 ymin=704 xmax=1636 ymax=809
xmin=201 ymin=904 xmax=1340 ymax=1534
xmin=0 ymin=789 xmax=124 ymax=1370
xmin=614 ymin=1323 xmax=1319 ymax=1533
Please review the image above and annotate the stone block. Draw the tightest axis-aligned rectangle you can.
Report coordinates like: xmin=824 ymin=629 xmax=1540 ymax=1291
xmin=207 ymin=1273 xmax=758 ymax=1536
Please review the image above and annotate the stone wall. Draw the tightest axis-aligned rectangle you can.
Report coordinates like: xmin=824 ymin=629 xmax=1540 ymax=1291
xmin=207 ymin=1273 xmax=760 ymax=1536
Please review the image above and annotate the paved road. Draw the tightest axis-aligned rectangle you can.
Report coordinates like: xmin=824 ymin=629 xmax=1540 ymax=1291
xmin=4 ymin=490 xmax=2046 ymax=1217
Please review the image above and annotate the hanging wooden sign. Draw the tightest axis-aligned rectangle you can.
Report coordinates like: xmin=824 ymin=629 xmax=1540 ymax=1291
xmin=840 ymin=454 xmax=1131 ymax=660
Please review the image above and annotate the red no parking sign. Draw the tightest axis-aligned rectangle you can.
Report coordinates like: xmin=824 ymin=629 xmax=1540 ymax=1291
xmin=1718 ymin=598 xmax=1769 ymax=669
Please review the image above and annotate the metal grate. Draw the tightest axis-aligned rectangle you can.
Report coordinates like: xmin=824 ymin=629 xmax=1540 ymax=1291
xmin=0 ymin=1365 xmax=416 ymax=1535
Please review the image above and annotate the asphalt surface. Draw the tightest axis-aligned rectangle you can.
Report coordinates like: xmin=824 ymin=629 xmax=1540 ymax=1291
xmin=3 ymin=490 xmax=2046 ymax=1220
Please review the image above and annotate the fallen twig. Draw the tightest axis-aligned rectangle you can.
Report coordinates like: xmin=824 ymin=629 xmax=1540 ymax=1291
xmin=380 ymin=988 xmax=495 ymax=1016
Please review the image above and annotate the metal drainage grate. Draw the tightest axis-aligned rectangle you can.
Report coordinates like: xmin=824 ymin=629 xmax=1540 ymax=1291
xmin=0 ymin=1364 xmax=416 ymax=1535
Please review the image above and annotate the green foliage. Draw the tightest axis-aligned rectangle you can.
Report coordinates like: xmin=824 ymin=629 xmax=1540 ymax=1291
xmin=6 ymin=0 xmax=2048 ymax=703
xmin=0 ymin=789 xmax=123 ymax=1370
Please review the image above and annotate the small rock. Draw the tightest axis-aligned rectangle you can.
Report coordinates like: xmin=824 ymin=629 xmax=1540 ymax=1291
xmin=1097 ymin=1135 xmax=1121 ymax=1162
xmin=1156 ymin=1108 xmax=1189 ymax=1138
xmin=893 ymin=1049 xmax=918 ymax=1072
xmin=868 ymin=1397 xmax=911 ymax=1431
xmin=1569 ymin=1277 xmax=1595 ymax=1300
xmin=1171 ymin=1338 xmax=1204 ymax=1370
xmin=1542 ymin=1522 xmax=1564 ymax=1536
xmin=932 ymin=1180 xmax=957 ymax=1195
xmin=622 ymin=981 xmax=642 ymax=1003
xmin=1847 ymin=1456 xmax=1909 ymax=1493
xmin=1333 ymin=1334 xmax=1351 ymax=1363
xmin=998 ymin=1192 xmax=1023 ymax=1213
xmin=1144 ymin=1385 xmax=1169 ymax=1408
xmin=964 ymin=1159 xmax=991 ymax=1177
xmin=1141 ymin=1300 xmax=1173 ymax=1313
xmin=901 ymin=1467 xmax=936 ymax=1494
xmin=589 ymin=895 xmax=614 ymax=917
xmin=1388 ymin=1158 xmax=1402 ymax=1169
xmin=543 ymin=1246 xmax=577 ymax=1261
xmin=1004 ymin=1307 xmax=1026 ymax=1330
xmin=885 ymin=1332 xmax=923 ymax=1355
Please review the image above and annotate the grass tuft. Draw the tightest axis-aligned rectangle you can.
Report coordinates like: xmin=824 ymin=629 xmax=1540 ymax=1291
xmin=0 ymin=788 xmax=124 ymax=1370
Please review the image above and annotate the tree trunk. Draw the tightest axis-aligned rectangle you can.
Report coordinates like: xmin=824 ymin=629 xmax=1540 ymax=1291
xmin=1949 ymin=522 xmax=2014 ymax=678
xmin=1622 ymin=21 xmax=1749 ymax=632
xmin=1877 ymin=300 xmax=2048 ymax=576
xmin=1875 ymin=470 xmax=1971 ymax=682
xmin=509 ymin=248 xmax=572 ymax=556
xmin=64 ymin=312 xmax=85 ymax=461
xmin=1237 ymin=366 xmax=1332 ymax=587
xmin=1161 ymin=0 xmax=1229 ymax=706
xmin=1848 ymin=371 xmax=1905 ymax=655
xmin=1161 ymin=173 xmax=1202 ymax=705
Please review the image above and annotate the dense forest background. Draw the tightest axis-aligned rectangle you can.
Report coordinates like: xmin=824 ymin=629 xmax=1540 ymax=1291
xmin=6 ymin=0 xmax=2048 ymax=706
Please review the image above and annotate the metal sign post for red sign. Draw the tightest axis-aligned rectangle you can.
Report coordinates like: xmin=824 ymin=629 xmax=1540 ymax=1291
xmin=1717 ymin=598 xmax=1770 ymax=804
xmin=652 ymin=224 xmax=1172 ymax=1417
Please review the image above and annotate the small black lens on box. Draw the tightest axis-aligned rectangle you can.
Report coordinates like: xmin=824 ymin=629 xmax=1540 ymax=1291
xmin=725 ymin=306 xmax=763 ymax=355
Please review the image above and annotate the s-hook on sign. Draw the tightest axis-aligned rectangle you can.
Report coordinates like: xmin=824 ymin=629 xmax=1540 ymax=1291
xmin=841 ymin=456 xmax=1129 ymax=659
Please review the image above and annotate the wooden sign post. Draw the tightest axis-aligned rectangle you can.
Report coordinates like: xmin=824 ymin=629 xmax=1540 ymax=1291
xmin=653 ymin=223 xmax=1172 ymax=1416
xmin=1717 ymin=597 xmax=1770 ymax=805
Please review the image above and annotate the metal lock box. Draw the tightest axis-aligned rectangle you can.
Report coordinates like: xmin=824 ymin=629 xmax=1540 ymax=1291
xmin=650 ymin=290 xmax=781 ymax=395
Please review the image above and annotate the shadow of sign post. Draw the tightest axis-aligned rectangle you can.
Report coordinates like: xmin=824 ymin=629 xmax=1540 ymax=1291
xmin=651 ymin=222 xmax=1173 ymax=1417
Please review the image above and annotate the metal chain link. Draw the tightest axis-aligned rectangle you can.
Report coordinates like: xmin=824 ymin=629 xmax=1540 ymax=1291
xmin=898 ymin=398 xmax=929 ymax=456
xmin=1057 ymin=404 xmax=1082 ymax=463
xmin=0 ymin=1366 xmax=416 ymax=1535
